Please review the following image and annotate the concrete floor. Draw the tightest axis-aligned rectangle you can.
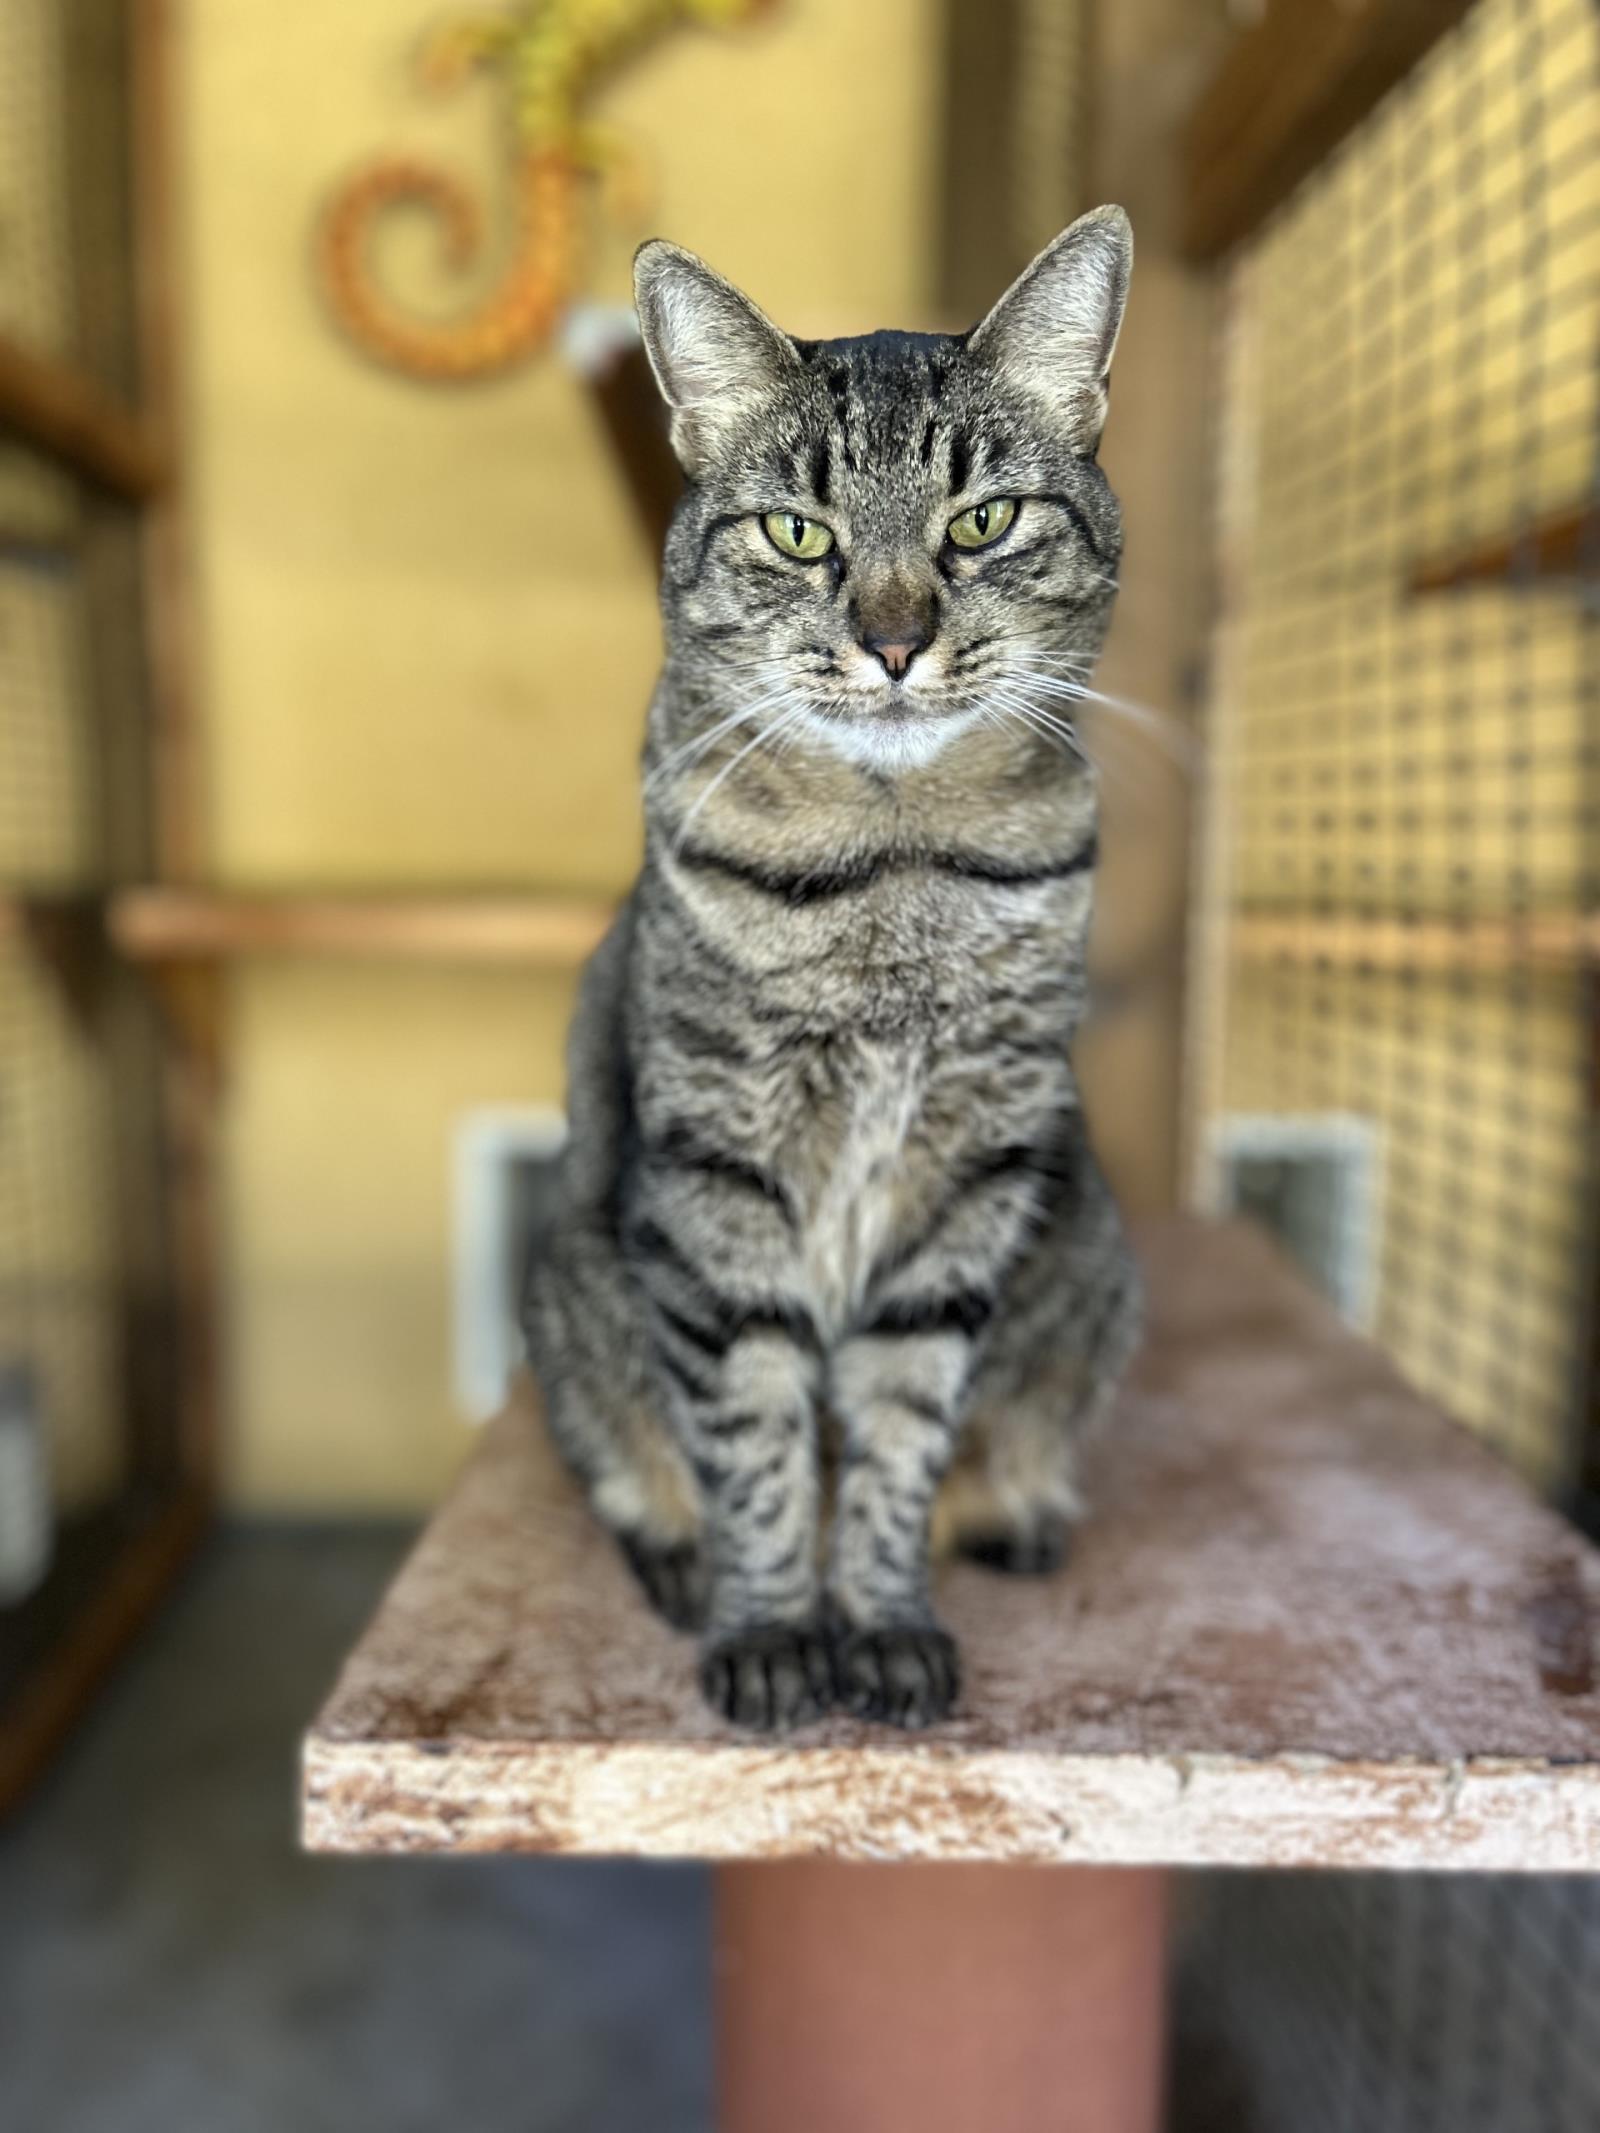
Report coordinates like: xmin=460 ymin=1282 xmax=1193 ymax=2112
xmin=0 ymin=1526 xmax=712 ymax=2133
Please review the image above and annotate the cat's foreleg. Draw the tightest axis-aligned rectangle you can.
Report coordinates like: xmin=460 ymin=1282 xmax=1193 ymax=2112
xmin=823 ymin=1327 xmax=974 ymax=1728
xmin=650 ymin=1312 xmax=832 ymax=1730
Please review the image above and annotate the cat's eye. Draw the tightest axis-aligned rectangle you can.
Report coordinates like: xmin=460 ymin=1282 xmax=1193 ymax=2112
xmin=763 ymin=510 xmax=835 ymax=561
xmin=947 ymin=497 xmax=1018 ymax=551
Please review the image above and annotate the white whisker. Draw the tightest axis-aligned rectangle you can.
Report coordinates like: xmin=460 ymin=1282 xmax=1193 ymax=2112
xmin=983 ymin=689 xmax=1093 ymax=772
xmin=669 ymin=702 xmax=807 ymax=854
xmin=643 ymin=687 xmax=793 ymax=790
xmin=998 ymin=660 xmax=1199 ymax=775
xmin=1068 ymin=692 xmax=1199 ymax=772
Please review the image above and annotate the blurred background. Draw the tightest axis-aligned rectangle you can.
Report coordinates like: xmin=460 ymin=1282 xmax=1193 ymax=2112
xmin=0 ymin=0 xmax=1596 ymax=2126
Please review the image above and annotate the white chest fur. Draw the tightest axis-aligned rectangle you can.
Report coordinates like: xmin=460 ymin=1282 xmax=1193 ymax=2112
xmin=800 ymin=1042 xmax=923 ymax=1340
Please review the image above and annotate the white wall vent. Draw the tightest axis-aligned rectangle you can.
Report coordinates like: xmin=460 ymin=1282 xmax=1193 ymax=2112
xmin=1209 ymin=1112 xmax=1384 ymax=1331
xmin=452 ymin=1107 xmax=566 ymax=1423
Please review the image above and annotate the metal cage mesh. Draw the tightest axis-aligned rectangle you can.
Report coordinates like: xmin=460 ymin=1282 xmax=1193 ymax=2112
xmin=0 ymin=8 xmax=182 ymax=1720
xmin=1174 ymin=1871 xmax=1600 ymax=2133
xmin=1188 ymin=0 xmax=1600 ymax=1496
xmin=1177 ymin=3 xmax=1600 ymax=2124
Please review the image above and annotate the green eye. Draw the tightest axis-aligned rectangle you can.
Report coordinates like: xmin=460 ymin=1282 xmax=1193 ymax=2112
xmin=763 ymin=510 xmax=835 ymax=560
xmin=947 ymin=497 xmax=1017 ymax=550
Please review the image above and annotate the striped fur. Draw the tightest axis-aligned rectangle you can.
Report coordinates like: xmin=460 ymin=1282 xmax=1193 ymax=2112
xmin=525 ymin=209 xmax=1143 ymax=1730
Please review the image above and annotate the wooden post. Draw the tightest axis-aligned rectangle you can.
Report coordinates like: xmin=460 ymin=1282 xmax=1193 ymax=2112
xmin=714 ymin=1862 xmax=1168 ymax=2133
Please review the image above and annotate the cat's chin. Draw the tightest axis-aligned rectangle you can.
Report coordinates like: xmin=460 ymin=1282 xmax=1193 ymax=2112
xmin=802 ymin=703 xmax=981 ymax=775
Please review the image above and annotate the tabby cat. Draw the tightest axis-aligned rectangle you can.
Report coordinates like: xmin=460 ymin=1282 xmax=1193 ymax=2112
xmin=524 ymin=207 xmax=1143 ymax=1731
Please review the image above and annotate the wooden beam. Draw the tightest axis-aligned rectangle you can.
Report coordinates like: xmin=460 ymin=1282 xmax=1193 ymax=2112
xmin=110 ymin=888 xmax=614 ymax=967
xmin=144 ymin=959 xmax=227 ymax=1092
xmin=0 ymin=894 xmax=111 ymax=1029
xmin=1409 ymin=505 xmax=1599 ymax=595
xmin=0 ymin=333 xmax=167 ymax=499
xmin=1230 ymin=910 xmax=1600 ymax=974
xmin=133 ymin=0 xmax=207 ymax=879
xmin=934 ymin=0 xmax=1029 ymax=321
xmin=0 ymin=1488 xmax=209 ymax=1818
xmin=1180 ymin=0 xmax=1475 ymax=260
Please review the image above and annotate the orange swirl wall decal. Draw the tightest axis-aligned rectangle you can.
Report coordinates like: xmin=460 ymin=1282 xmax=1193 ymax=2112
xmin=317 ymin=0 xmax=777 ymax=382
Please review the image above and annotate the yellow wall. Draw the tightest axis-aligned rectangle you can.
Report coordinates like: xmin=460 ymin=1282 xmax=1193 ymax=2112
xmin=222 ymin=963 xmax=578 ymax=1510
xmin=183 ymin=0 xmax=941 ymax=1508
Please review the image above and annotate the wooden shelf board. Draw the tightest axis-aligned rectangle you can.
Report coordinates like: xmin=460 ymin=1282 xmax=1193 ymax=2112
xmin=1181 ymin=0 xmax=1476 ymax=260
xmin=303 ymin=1219 xmax=1600 ymax=1870
xmin=109 ymin=888 xmax=614 ymax=967
xmin=1409 ymin=506 xmax=1598 ymax=594
xmin=1230 ymin=912 xmax=1599 ymax=974
xmin=0 ymin=334 xmax=168 ymax=500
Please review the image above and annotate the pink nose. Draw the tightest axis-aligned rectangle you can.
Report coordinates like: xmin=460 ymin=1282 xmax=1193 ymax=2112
xmin=863 ymin=630 xmax=931 ymax=679
xmin=866 ymin=618 xmax=938 ymax=674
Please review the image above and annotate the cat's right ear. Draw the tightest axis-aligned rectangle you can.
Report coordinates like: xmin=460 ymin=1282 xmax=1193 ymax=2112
xmin=968 ymin=206 xmax=1133 ymax=454
xmin=634 ymin=241 xmax=800 ymax=476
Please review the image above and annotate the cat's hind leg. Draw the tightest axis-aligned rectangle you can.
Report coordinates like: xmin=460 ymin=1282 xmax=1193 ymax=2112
xmin=525 ymin=1223 xmax=708 ymax=1630
xmin=938 ymin=1227 xmax=1142 ymax=1577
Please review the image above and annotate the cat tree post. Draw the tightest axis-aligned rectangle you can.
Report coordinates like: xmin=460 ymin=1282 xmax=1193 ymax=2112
xmin=714 ymin=1861 xmax=1167 ymax=2133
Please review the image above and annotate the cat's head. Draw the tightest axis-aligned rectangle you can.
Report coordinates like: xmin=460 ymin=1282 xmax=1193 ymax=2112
xmin=635 ymin=208 xmax=1131 ymax=773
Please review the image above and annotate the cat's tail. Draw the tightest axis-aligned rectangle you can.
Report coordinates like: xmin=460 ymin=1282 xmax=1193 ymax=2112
xmin=316 ymin=149 xmax=577 ymax=379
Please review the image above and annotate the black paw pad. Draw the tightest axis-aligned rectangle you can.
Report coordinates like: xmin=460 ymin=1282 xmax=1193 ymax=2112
xmin=700 ymin=1623 xmax=836 ymax=1731
xmin=959 ymin=1516 xmax=1071 ymax=1578
xmin=619 ymin=1535 xmax=708 ymax=1632
xmin=834 ymin=1623 xmax=960 ymax=1729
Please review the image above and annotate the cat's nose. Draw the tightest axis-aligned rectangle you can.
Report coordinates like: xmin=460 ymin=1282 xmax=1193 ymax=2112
xmin=862 ymin=623 xmax=933 ymax=680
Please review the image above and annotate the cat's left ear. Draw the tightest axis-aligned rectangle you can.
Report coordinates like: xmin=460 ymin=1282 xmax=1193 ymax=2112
xmin=634 ymin=240 xmax=801 ymax=476
xmin=968 ymin=205 xmax=1132 ymax=454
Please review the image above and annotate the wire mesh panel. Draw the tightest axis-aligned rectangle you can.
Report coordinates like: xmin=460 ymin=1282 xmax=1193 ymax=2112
xmin=1189 ymin=0 xmax=1600 ymax=1495
xmin=0 ymin=431 xmax=181 ymax=1679
xmin=1179 ymin=5 xmax=1600 ymax=2125
xmin=0 ymin=517 xmax=97 ymax=885
xmin=936 ymin=0 xmax=1092 ymax=319
xmin=0 ymin=9 xmax=191 ymax=1780
xmin=0 ymin=0 xmax=140 ymax=396
xmin=0 ymin=937 xmax=123 ymax=1518
xmin=1173 ymin=1872 xmax=1600 ymax=2133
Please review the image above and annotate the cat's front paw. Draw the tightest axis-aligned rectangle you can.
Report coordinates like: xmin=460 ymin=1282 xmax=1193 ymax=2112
xmin=699 ymin=1623 xmax=836 ymax=1731
xmin=834 ymin=1622 xmax=960 ymax=1729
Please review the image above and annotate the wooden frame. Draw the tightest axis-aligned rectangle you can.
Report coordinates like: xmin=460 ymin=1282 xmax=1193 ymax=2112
xmin=110 ymin=888 xmax=613 ymax=968
xmin=0 ymin=1488 xmax=209 ymax=1814
xmin=1410 ymin=504 xmax=1600 ymax=595
xmin=133 ymin=0 xmax=205 ymax=885
xmin=934 ymin=0 xmax=1096 ymax=324
xmin=1180 ymin=0 xmax=1476 ymax=260
xmin=934 ymin=0 xmax=1031 ymax=321
xmin=0 ymin=333 xmax=166 ymax=497
xmin=1229 ymin=911 xmax=1600 ymax=976
xmin=0 ymin=0 xmax=216 ymax=1821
